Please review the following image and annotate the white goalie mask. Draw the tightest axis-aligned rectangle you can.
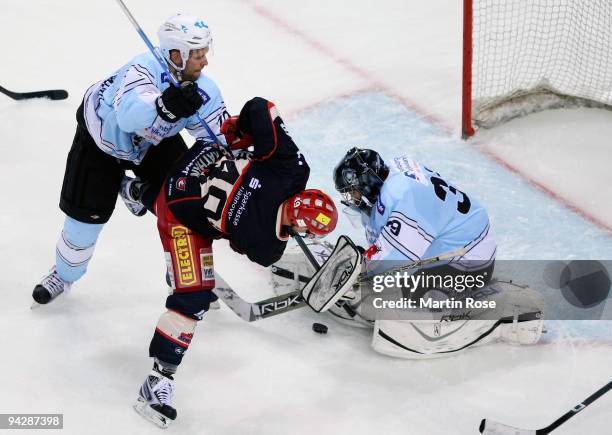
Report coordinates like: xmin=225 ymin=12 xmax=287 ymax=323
xmin=157 ymin=13 xmax=212 ymax=71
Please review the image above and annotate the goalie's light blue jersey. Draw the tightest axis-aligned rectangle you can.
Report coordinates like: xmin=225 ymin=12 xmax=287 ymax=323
xmin=82 ymin=51 xmax=227 ymax=164
xmin=364 ymin=156 xmax=496 ymax=267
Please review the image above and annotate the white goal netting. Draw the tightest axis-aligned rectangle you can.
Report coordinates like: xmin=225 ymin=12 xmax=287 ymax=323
xmin=471 ymin=0 xmax=612 ymax=129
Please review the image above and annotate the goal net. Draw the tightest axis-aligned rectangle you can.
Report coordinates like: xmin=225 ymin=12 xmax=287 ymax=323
xmin=462 ymin=0 xmax=612 ymax=138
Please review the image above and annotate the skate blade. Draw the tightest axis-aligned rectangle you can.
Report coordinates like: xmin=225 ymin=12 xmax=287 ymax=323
xmin=30 ymin=301 xmax=42 ymax=310
xmin=133 ymin=397 xmax=172 ymax=429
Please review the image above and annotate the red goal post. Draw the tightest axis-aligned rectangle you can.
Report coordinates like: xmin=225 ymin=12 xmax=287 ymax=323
xmin=462 ymin=0 xmax=612 ymax=139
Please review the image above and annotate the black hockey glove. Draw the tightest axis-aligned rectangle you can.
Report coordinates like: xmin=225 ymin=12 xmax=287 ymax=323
xmin=156 ymin=81 xmax=203 ymax=122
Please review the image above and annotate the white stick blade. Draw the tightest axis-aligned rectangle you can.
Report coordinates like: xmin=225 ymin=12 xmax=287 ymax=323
xmin=479 ymin=419 xmax=536 ymax=435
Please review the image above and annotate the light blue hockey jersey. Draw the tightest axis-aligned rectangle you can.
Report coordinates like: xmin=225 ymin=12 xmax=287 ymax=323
xmin=364 ymin=156 xmax=496 ymax=269
xmin=82 ymin=51 xmax=228 ymax=164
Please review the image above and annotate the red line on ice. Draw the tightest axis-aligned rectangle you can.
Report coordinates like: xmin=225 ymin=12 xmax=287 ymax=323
xmin=245 ymin=0 xmax=612 ymax=234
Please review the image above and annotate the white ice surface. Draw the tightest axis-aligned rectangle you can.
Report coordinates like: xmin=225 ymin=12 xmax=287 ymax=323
xmin=1 ymin=1 xmax=611 ymax=434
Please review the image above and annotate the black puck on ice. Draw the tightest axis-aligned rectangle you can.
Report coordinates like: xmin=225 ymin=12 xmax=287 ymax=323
xmin=312 ymin=322 xmax=328 ymax=334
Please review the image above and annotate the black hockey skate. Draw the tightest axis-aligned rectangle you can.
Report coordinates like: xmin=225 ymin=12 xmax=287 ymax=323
xmin=32 ymin=267 xmax=71 ymax=305
xmin=134 ymin=365 xmax=177 ymax=429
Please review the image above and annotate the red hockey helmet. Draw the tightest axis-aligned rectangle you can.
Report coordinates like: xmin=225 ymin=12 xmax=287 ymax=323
xmin=285 ymin=189 xmax=338 ymax=237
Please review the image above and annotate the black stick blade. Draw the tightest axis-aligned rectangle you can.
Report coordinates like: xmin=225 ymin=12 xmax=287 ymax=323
xmin=42 ymin=89 xmax=69 ymax=100
xmin=0 ymin=85 xmax=68 ymax=101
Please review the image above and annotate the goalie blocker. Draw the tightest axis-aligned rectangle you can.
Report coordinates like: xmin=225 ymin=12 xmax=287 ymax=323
xmin=300 ymin=235 xmax=362 ymax=312
xmin=271 ymin=240 xmax=545 ymax=358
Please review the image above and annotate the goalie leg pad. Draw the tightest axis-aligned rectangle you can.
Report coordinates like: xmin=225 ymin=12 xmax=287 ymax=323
xmin=491 ymin=280 xmax=545 ymax=345
xmin=372 ymin=319 xmax=502 ymax=359
xmin=371 ymin=280 xmax=545 ymax=358
xmin=500 ymin=317 xmax=544 ymax=345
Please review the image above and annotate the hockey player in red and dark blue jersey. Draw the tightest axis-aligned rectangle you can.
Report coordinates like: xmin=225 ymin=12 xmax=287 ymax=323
xmin=132 ymin=97 xmax=338 ymax=427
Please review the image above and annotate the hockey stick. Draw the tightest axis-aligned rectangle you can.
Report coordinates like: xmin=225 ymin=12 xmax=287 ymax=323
xmin=212 ymin=231 xmax=319 ymax=322
xmin=0 ymin=85 xmax=68 ymax=101
xmin=358 ymin=247 xmax=466 ymax=282
xmin=217 ymin=236 xmax=465 ymax=322
xmin=479 ymin=380 xmax=612 ymax=434
xmin=114 ymin=0 xmax=228 ymax=151
xmin=288 ymin=229 xmax=323 ymax=270
xmin=213 ymin=272 xmax=305 ymax=322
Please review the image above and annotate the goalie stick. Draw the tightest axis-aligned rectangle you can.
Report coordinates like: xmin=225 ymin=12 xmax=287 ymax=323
xmin=0 ymin=85 xmax=68 ymax=101
xmin=288 ymin=229 xmax=322 ymax=270
xmin=288 ymin=229 xmax=466 ymax=283
xmin=355 ymin=247 xmax=466 ymax=285
xmin=479 ymin=380 xmax=612 ymax=435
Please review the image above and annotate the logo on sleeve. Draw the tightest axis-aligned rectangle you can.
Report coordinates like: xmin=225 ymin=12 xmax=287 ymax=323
xmin=176 ymin=177 xmax=187 ymax=191
xmin=197 ymin=88 xmax=211 ymax=105
xmin=178 ymin=332 xmax=193 ymax=345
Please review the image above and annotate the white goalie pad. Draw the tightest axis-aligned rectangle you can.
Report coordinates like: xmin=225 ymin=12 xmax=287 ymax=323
xmin=372 ymin=318 xmax=501 ymax=359
xmin=301 ymin=236 xmax=363 ymax=313
xmin=371 ymin=280 xmax=545 ymax=359
xmin=492 ymin=280 xmax=545 ymax=345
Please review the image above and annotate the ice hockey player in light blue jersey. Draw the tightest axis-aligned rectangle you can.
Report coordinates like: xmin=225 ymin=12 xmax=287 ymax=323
xmin=34 ymin=13 xmax=229 ymax=301
xmin=32 ymin=12 xmax=229 ymax=429
xmin=271 ymin=148 xmax=543 ymax=358
xmin=82 ymin=41 xmax=226 ymax=164
xmin=353 ymin=151 xmax=496 ymax=272
xmin=322 ymin=147 xmax=543 ymax=358
xmin=269 ymin=147 xmax=543 ymax=360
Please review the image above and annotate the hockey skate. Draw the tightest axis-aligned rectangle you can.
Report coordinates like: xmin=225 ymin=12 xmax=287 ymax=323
xmin=134 ymin=366 xmax=177 ymax=429
xmin=32 ymin=267 xmax=71 ymax=305
xmin=120 ymin=175 xmax=147 ymax=217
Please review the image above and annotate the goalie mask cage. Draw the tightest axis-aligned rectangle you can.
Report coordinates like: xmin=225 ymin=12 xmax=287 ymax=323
xmin=462 ymin=0 xmax=612 ymax=139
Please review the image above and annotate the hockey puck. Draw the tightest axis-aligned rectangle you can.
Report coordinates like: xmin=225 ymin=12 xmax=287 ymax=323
xmin=312 ymin=322 xmax=328 ymax=334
